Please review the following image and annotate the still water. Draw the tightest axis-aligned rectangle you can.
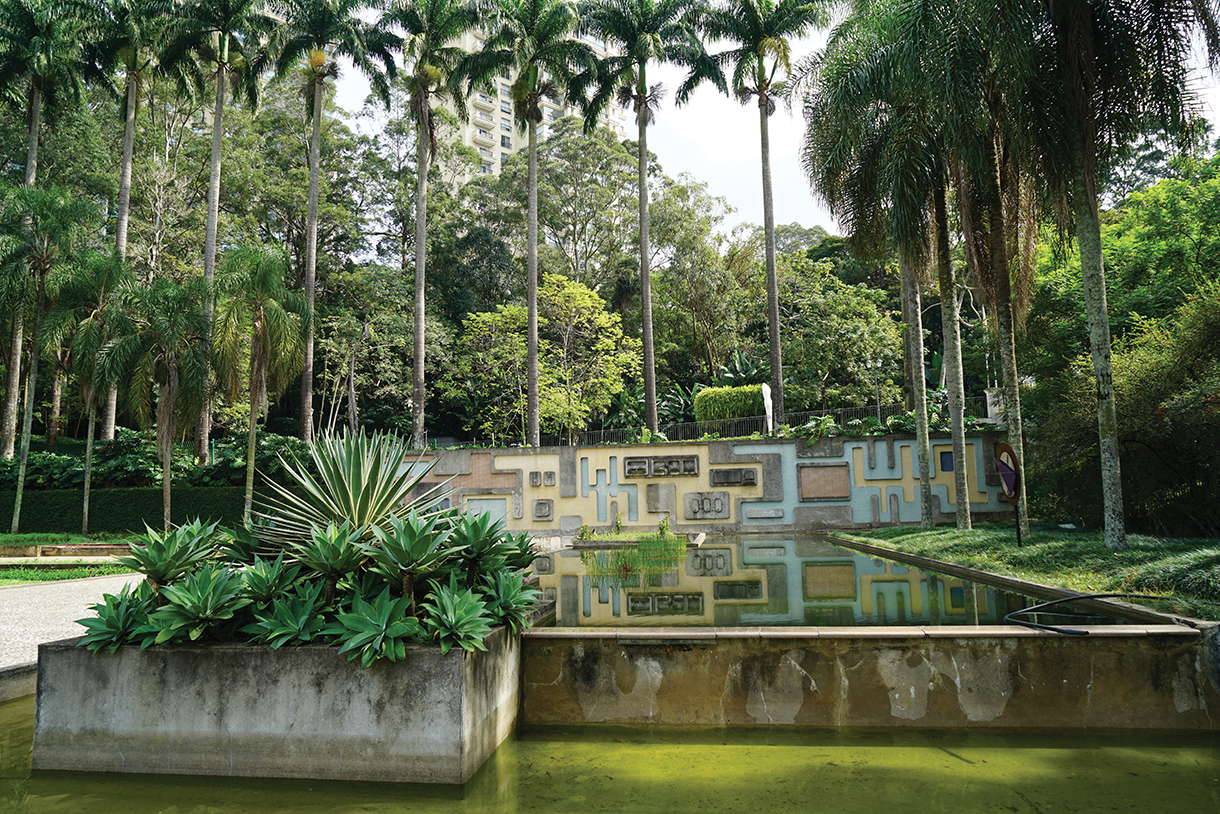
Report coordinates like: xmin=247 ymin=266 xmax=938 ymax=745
xmin=539 ymin=534 xmax=1132 ymax=628
xmin=4 ymin=696 xmax=1217 ymax=813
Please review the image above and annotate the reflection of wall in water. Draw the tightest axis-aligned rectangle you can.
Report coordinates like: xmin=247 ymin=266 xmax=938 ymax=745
xmin=536 ymin=538 xmax=1007 ymax=627
xmin=535 ymin=546 xmax=769 ymax=627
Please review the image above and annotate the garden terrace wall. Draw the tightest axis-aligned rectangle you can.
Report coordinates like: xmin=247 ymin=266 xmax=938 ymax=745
xmin=411 ymin=433 xmax=1011 ymax=535
xmin=519 ymin=625 xmax=1220 ymax=729
xmin=32 ymin=628 xmax=520 ymax=784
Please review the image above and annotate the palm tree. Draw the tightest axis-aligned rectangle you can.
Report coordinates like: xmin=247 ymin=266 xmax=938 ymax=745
xmin=454 ymin=0 xmax=595 ymax=446
xmin=41 ymin=251 xmax=130 ymax=535
xmin=701 ymin=0 xmax=825 ymax=428
xmin=0 ymin=186 xmax=101 ymax=533
xmin=578 ymin=0 xmax=719 ymax=432
xmin=102 ymin=277 xmax=211 ymax=531
xmin=384 ymin=0 xmax=482 ymax=446
xmin=266 ymin=0 xmax=397 ymax=443
xmin=798 ymin=6 xmax=945 ymax=525
xmin=213 ymin=244 xmax=307 ymax=520
xmin=1025 ymin=0 xmax=1220 ymax=549
xmin=0 ymin=0 xmax=92 ymax=460
xmin=160 ymin=0 xmax=275 ymax=461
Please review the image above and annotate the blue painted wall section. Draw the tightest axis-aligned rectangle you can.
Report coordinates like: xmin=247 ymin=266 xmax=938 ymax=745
xmin=580 ymin=455 xmax=639 ymax=523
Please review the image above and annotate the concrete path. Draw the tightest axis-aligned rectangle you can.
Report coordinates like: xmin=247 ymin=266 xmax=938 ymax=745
xmin=0 ymin=573 xmax=138 ymax=670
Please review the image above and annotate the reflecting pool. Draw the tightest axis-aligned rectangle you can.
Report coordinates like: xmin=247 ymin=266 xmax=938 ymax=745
xmin=4 ymin=696 xmax=1217 ymax=813
xmin=536 ymin=533 xmax=1134 ymax=628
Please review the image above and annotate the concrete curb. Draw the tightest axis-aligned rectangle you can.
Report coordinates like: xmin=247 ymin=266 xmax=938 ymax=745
xmin=0 ymin=662 xmax=36 ymax=703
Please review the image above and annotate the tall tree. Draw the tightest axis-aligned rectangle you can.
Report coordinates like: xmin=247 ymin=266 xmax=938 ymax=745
xmin=0 ymin=186 xmax=100 ymax=533
xmin=266 ymin=0 xmax=396 ymax=442
xmin=455 ymin=0 xmax=594 ymax=447
xmin=102 ymin=277 xmax=210 ymax=531
xmin=82 ymin=0 xmax=178 ymax=443
xmin=385 ymin=0 xmax=481 ymax=446
xmin=1026 ymin=0 xmax=1220 ymax=549
xmin=701 ymin=0 xmax=826 ymax=427
xmin=579 ymin=0 xmax=719 ymax=432
xmin=0 ymin=0 xmax=92 ymax=459
xmin=160 ymin=0 xmax=274 ymax=461
xmin=213 ymin=244 xmax=306 ymax=520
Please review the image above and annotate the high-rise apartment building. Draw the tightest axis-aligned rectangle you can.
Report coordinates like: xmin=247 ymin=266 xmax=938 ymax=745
xmin=448 ymin=31 xmax=629 ymax=175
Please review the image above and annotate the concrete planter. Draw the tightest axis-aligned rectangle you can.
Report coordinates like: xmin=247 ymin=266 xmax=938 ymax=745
xmin=32 ymin=627 xmax=520 ymax=784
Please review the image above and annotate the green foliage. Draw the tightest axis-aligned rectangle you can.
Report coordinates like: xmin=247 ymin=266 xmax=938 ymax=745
xmin=284 ymin=521 xmax=368 ymax=584
xmin=215 ymin=522 xmax=262 ymax=565
xmin=75 ymin=583 xmax=156 ymax=654
xmin=694 ymin=385 xmax=765 ymax=422
xmin=479 ymin=571 xmax=541 ymax=635
xmin=242 ymin=582 xmax=330 ymax=649
xmin=323 ymin=587 xmax=425 ymax=667
xmin=137 ymin=563 xmax=252 ymax=646
xmin=422 ymin=575 xmax=494 ymax=655
xmin=447 ymin=511 xmax=512 ymax=587
xmin=115 ymin=520 xmax=219 ymax=589
xmin=793 ymin=414 xmax=841 ymax=442
xmin=241 ymin=554 xmax=302 ymax=607
xmin=255 ymin=429 xmax=445 ymax=547
xmin=362 ymin=512 xmax=460 ymax=612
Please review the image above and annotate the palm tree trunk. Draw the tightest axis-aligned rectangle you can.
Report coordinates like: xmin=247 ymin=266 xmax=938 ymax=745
xmin=901 ymin=254 xmax=933 ymax=528
xmin=934 ymin=180 xmax=971 ymax=530
xmin=160 ymin=367 xmax=178 ymax=532
xmin=101 ymin=384 xmax=118 ymax=440
xmin=759 ymin=98 xmax=784 ymax=426
xmin=116 ymin=70 xmax=138 ymax=259
xmin=83 ymin=402 xmax=95 ymax=536
xmin=2 ymin=317 xmax=22 ymax=460
xmin=198 ymin=54 xmax=228 ymax=463
xmin=4 ymin=85 xmax=41 ymax=461
xmin=1073 ymin=172 xmax=1125 ymax=548
xmin=411 ymin=112 xmax=428 ymax=446
xmin=637 ymin=72 xmax=657 ymax=433
xmin=986 ymin=144 xmax=1031 ymax=539
xmin=347 ymin=347 xmax=357 ymax=432
xmin=300 ymin=79 xmax=323 ymax=442
xmin=11 ymin=281 xmax=45 ymax=534
xmin=527 ymin=117 xmax=540 ymax=446
xmin=47 ymin=361 xmax=64 ymax=452
xmin=244 ymin=361 xmax=261 ymax=523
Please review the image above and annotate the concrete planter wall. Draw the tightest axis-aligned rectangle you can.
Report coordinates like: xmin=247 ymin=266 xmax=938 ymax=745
xmin=521 ymin=625 xmax=1220 ymax=730
xmin=33 ymin=627 xmax=520 ymax=784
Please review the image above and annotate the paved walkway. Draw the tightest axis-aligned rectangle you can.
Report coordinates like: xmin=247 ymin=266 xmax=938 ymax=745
xmin=0 ymin=573 xmax=138 ymax=669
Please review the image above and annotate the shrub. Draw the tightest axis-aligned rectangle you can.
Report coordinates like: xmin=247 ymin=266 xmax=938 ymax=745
xmin=693 ymin=385 xmax=765 ymax=422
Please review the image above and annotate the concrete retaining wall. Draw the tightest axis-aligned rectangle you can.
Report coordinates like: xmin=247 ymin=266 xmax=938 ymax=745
xmin=0 ymin=663 xmax=36 ymax=703
xmin=521 ymin=625 xmax=1220 ymax=729
xmin=33 ymin=628 xmax=520 ymax=784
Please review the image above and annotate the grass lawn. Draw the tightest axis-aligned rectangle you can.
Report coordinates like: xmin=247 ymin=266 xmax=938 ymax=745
xmin=0 ymin=561 xmax=134 ymax=586
xmin=836 ymin=522 xmax=1220 ymax=621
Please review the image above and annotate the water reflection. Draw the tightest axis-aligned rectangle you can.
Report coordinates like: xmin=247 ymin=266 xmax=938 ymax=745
xmin=535 ymin=533 xmax=1099 ymax=628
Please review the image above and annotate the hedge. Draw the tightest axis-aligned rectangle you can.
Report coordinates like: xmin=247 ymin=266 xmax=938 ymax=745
xmin=693 ymin=385 xmax=765 ymax=422
xmin=0 ymin=487 xmax=246 ymax=535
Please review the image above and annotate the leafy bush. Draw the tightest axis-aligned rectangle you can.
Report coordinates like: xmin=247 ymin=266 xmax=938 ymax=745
xmin=76 ymin=583 xmax=156 ymax=653
xmin=325 ymin=587 xmax=424 ymax=666
xmin=693 ymin=385 xmax=765 ymax=422
xmin=423 ymin=575 xmax=494 ymax=655
xmin=115 ymin=519 xmax=220 ymax=590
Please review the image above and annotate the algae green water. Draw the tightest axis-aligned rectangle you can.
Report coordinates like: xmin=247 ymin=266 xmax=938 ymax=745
xmin=3 ymin=696 xmax=1218 ymax=813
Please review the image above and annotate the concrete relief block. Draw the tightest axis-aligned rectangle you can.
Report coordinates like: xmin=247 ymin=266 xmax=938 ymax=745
xmin=688 ymin=548 xmax=732 ymax=577
xmin=532 ymin=555 xmax=554 ymax=575
xmin=533 ymin=499 xmax=554 ymax=521
xmin=684 ymin=491 xmax=730 ymax=520
xmin=529 ymin=471 xmax=542 ymax=487
xmin=709 ymin=468 xmax=758 ymax=487
xmin=623 ymin=455 xmax=700 ymax=478
xmin=543 ymin=471 xmax=556 ymax=486
xmin=645 ymin=482 xmax=677 ymax=514
xmin=798 ymin=463 xmax=851 ymax=501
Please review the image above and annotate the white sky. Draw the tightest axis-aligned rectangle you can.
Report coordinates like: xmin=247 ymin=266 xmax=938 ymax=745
xmin=333 ymin=33 xmax=1220 ymax=240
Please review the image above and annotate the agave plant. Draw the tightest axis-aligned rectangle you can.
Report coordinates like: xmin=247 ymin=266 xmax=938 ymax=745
xmin=241 ymin=554 xmax=302 ymax=608
xmin=116 ymin=519 xmax=219 ymax=592
xmin=214 ymin=521 xmax=264 ymax=565
xmin=480 ymin=571 xmax=541 ymax=635
xmin=254 ymin=429 xmax=449 ymax=548
xmin=499 ymin=530 xmax=538 ymax=572
xmin=323 ymin=587 xmax=425 ymax=667
xmin=136 ymin=563 xmax=252 ymax=646
xmin=76 ymin=583 xmax=157 ymax=653
xmin=447 ymin=512 xmax=512 ymax=588
xmin=242 ymin=582 xmax=329 ymax=649
xmin=283 ymin=521 xmax=368 ymax=605
xmin=362 ymin=512 xmax=462 ymax=617
xmin=423 ymin=574 xmax=494 ymax=655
